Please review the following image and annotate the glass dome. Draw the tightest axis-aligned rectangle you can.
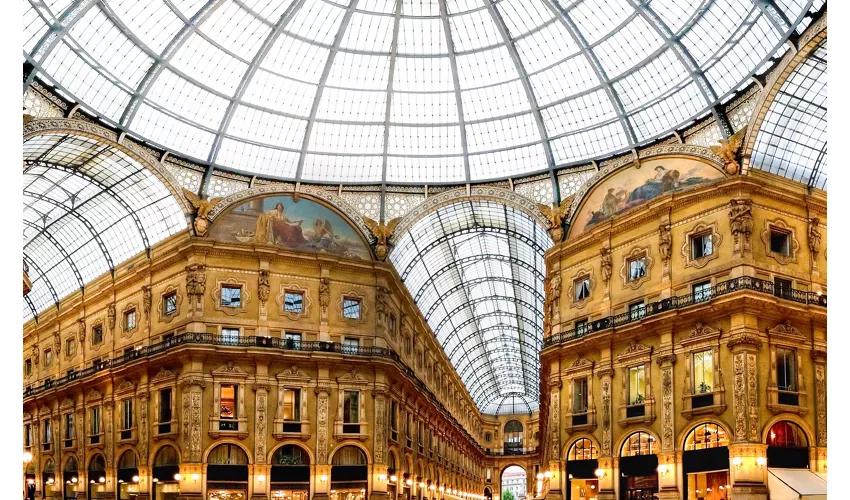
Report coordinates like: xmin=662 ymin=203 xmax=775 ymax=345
xmin=24 ymin=0 xmax=815 ymax=184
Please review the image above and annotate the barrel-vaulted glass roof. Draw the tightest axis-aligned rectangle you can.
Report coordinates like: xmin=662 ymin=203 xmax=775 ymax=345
xmin=24 ymin=0 xmax=817 ymax=185
xmin=23 ymin=133 xmax=188 ymax=322
xmin=391 ymin=200 xmax=551 ymax=415
xmin=751 ymin=40 xmax=826 ymax=190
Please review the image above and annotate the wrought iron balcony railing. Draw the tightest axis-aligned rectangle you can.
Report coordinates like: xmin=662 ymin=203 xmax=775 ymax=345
xmin=544 ymin=276 xmax=826 ymax=349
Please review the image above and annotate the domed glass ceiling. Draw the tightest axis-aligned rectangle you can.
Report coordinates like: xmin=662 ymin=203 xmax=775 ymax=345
xmin=24 ymin=0 xmax=815 ymax=184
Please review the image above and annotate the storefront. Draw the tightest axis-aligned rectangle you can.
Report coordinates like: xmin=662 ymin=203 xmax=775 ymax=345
xmin=206 ymin=444 xmax=250 ymax=500
xmin=566 ymin=438 xmax=599 ymax=500
xmin=63 ymin=457 xmax=79 ymax=500
xmin=88 ymin=454 xmax=107 ymax=499
xmin=25 ymin=461 xmax=36 ymax=500
xmin=270 ymin=444 xmax=310 ymax=500
xmin=767 ymin=421 xmax=810 ymax=469
xmin=682 ymin=423 xmax=730 ymax=500
xmin=618 ymin=432 xmax=658 ymax=500
xmin=117 ymin=450 xmax=141 ymax=499
xmin=330 ymin=446 xmax=368 ymax=500
xmin=152 ymin=445 xmax=180 ymax=500
xmin=387 ymin=452 xmax=398 ymax=500
xmin=42 ymin=459 xmax=57 ymax=500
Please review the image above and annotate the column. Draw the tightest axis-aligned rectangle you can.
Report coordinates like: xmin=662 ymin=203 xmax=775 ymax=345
xmin=178 ymin=377 xmax=205 ymax=500
xmin=655 ymin=354 xmax=678 ymax=499
xmin=546 ymin=379 xmax=562 ymax=500
xmin=811 ymin=349 xmax=827 ymax=472
xmin=727 ymin=330 xmax=768 ymax=500
xmin=104 ymin=398 xmax=117 ymax=500
xmin=314 ymin=384 xmax=332 ymax=500
xmin=372 ymin=385 xmax=390 ymax=500
xmin=138 ymin=377 xmax=151 ymax=500
xmin=595 ymin=368 xmax=615 ymax=500
xmin=253 ymin=379 xmax=271 ymax=500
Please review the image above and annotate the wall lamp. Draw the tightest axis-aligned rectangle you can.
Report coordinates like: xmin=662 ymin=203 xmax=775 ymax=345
xmin=757 ymin=457 xmax=767 ymax=470
xmin=536 ymin=473 xmax=544 ymax=480
xmin=593 ymin=469 xmax=606 ymax=479
xmin=320 ymin=475 xmax=328 ymax=484
xmin=544 ymin=471 xmax=552 ymax=479
xmin=390 ymin=475 xmax=398 ymax=483
xmin=173 ymin=473 xmax=182 ymax=481
xmin=379 ymin=474 xmax=388 ymax=482
xmin=732 ymin=457 xmax=742 ymax=470
xmin=406 ymin=479 xmax=414 ymax=486
xmin=656 ymin=465 xmax=669 ymax=477
xmin=23 ymin=451 xmax=33 ymax=464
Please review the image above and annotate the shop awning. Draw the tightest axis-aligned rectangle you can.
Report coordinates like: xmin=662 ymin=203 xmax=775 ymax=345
xmin=768 ymin=468 xmax=827 ymax=500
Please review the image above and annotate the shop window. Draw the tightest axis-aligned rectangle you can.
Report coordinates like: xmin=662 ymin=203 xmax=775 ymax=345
xmin=124 ymin=309 xmax=137 ymax=331
xmin=284 ymin=291 xmax=304 ymax=313
xmin=219 ymin=384 xmax=238 ymax=431
xmin=628 ymin=365 xmax=646 ymax=417
xmin=691 ymin=232 xmax=713 ymax=259
xmin=343 ymin=390 xmax=360 ymax=433
xmin=92 ymin=325 xmax=103 ymax=345
xmin=620 ymin=432 xmax=656 ymax=457
xmin=684 ymin=423 xmax=728 ymax=451
xmin=629 ymin=301 xmax=645 ymax=321
xmin=221 ymin=285 xmax=242 ymax=307
xmin=575 ymin=277 xmax=591 ymax=301
xmin=693 ymin=281 xmax=712 ymax=302
xmin=777 ymin=348 xmax=798 ymax=405
xmin=222 ymin=328 xmax=240 ymax=345
xmin=158 ymin=388 xmax=172 ymax=434
xmin=569 ymin=438 xmax=598 ymax=460
xmin=628 ymin=256 xmax=647 ymax=281
xmin=343 ymin=298 xmax=361 ymax=319
xmin=283 ymin=388 xmax=301 ymax=432
xmin=163 ymin=292 xmax=177 ymax=315
xmin=770 ymin=229 xmax=791 ymax=256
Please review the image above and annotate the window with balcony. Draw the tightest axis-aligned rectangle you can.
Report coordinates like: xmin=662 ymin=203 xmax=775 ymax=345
xmin=158 ymin=388 xmax=172 ymax=434
xmin=219 ymin=384 xmax=238 ymax=431
xmin=283 ymin=388 xmax=301 ymax=432
xmin=343 ymin=390 xmax=360 ymax=433
xmin=283 ymin=332 xmax=301 ymax=349
xmin=692 ymin=349 xmax=714 ymax=409
xmin=691 ymin=232 xmax=713 ymax=259
xmin=163 ymin=291 xmax=177 ymax=315
xmin=343 ymin=298 xmax=361 ymax=319
xmin=693 ymin=281 xmax=712 ymax=302
xmin=504 ymin=420 xmax=523 ymax=455
xmin=222 ymin=328 xmax=240 ymax=345
xmin=777 ymin=348 xmax=799 ymax=405
xmin=221 ymin=285 xmax=242 ymax=307
xmin=343 ymin=337 xmax=360 ymax=354
xmin=284 ymin=291 xmax=303 ymax=313
xmin=775 ymin=277 xmax=793 ymax=299
xmin=628 ymin=365 xmax=646 ymax=417
xmin=575 ymin=319 xmax=589 ymax=336
xmin=628 ymin=301 xmax=645 ymax=321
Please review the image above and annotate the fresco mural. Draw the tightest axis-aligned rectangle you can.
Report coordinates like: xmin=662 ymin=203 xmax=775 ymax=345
xmin=209 ymin=194 xmax=372 ymax=260
xmin=572 ymin=159 xmax=725 ymax=233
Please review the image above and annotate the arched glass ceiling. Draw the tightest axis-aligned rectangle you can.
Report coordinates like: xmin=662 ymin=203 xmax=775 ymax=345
xmin=390 ymin=200 xmax=551 ymax=415
xmin=24 ymin=0 xmax=815 ymax=184
xmin=751 ymin=40 xmax=826 ymax=190
xmin=23 ymin=133 xmax=188 ymax=322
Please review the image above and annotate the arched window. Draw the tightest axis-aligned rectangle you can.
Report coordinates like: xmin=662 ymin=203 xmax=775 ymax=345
xmin=767 ymin=421 xmax=808 ymax=448
xmin=388 ymin=452 xmax=396 ymax=472
xmin=64 ymin=457 xmax=78 ymax=473
xmin=332 ymin=446 xmax=367 ymax=466
xmin=271 ymin=444 xmax=310 ymax=465
xmin=683 ymin=423 xmax=729 ymax=451
xmin=208 ymin=443 xmax=249 ymax=465
xmin=568 ymin=438 xmax=599 ymax=461
xmin=154 ymin=445 xmax=179 ymax=467
xmin=118 ymin=450 xmax=138 ymax=469
xmin=620 ymin=432 xmax=656 ymax=457
xmin=504 ymin=420 xmax=523 ymax=441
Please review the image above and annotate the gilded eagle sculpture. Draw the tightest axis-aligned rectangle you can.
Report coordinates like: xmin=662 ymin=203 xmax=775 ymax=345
xmin=362 ymin=216 xmax=401 ymax=261
xmin=710 ymin=126 xmax=747 ymax=175
xmin=537 ymin=195 xmax=574 ymax=242
xmin=183 ymin=189 xmax=223 ymax=237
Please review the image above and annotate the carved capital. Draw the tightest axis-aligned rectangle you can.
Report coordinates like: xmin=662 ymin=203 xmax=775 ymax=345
xmin=596 ymin=368 xmax=615 ymax=379
xmin=655 ymin=354 xmax=676 ymax=366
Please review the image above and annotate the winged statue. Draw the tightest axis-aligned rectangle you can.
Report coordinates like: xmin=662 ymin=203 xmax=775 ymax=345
xmin=183 ymin=189 xmax=223 ymax=237
xmin=537 ymin=195 xmax=574 ymax=243
xmin=710 ymin=126 xmax=747 ymax=175
xmin=363 ymin=216 xmax=401 ymax=261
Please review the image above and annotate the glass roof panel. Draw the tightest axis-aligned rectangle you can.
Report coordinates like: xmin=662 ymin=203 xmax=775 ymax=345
xmin=23 ymin=133 xmax=188 ymax=321
xmin=751 ymin=41 xmax=826 ymax=190
xmin=391 ymin=200 xmax=550 ymax=415
xmin=25 ymin=0 xmax=812 ymax=183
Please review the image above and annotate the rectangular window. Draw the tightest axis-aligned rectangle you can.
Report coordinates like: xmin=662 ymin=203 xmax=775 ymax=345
xmin=64 ymin=413 xmax=73 ymax=440
xmin=93 ymin=325 xmax=104 ymax=345
xmin=90 ymin=407 xmax=101 ymax=437
xmin=220 ymin=384 xmax=237 ymax=419
xmin=221 ymin=285 xmax=242 ymax=307
xmin=25 ymin=358 xmax=32 ymax=376
xmin=693 ymin=281 xmax=712 ymax=302
xmin=343 ymin=298 xmax=361 ymax=319
xmin=221 ymin=328 xmax=240 ymax=345
xmin=390 ymin=400 xmax=399 ymax=440
xmin=44 ymin=348 xmax=52 ymax=367
xmin=693 ymin=350 xmax=714 ymax=393
xmin=65 ymin=338 xmax=75 ymax=357
xmin=770 ymin=229 xmax=791 ymax=255
xmin=43 ymin=420 xmax=51 ymax=449
xmin=575 ymin=277 xmax=591 ymax=301
xmin=628 ymin=256 xmax=647 ymax=281
xmin=775 ymin=277 xmax=793 ymax=298
xmin=628 ymin=365 xmax=646 ymax=405
xmin=124 ymin=309 xmax=137 ymax=331
xmin=284 ymin=332 xmax=301 ymax=348
xmin=343 ymin=391 xmax=360 ymax=433
xmin=389 ymin=314 xmax=397 ymax=335
xmin=283 ymin=388 xmax=301 ymax=421
xmin=343 ymin=337 xmax=360 ymax=354
xmin=575 ymin=319 xmax=589 ymax=336
xmin=284 ymin=291 xmax=303 ymax=313
xmin=691 ymin=233 xmax=713 ymax=259
xmin=163 ymin=292 xmax=177 ymax=315
xmin=572 ymin=378 xmax=588 ymax=413
xmin=777 ymin=348 xmax=797 ymax=392
xmin=25 ymin=424 xmax=32 ymax=447
xmin=485 ymin=432 xmax=492 ymax=443
xmin=159 ymin=388 xmax=172 ymax=433
xmin=122 ymin=399 xmax=133 ymax=430
xmin=629 ymin=301 xmax=645 ymax=321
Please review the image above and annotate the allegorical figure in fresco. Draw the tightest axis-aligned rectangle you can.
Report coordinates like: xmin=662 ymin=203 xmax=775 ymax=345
xmin=253 ymin=202 xmax=308 ymax=246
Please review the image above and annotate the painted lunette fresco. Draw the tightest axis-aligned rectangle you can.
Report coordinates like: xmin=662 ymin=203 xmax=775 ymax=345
xmin=209 ymin=194 xmax=372 ymax=260
xmin=571 ymin=159 xmax=726 ymax=235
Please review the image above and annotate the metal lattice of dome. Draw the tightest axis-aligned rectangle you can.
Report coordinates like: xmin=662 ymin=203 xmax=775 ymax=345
xmin=24 ymin=0 xmax=820 ymax=185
